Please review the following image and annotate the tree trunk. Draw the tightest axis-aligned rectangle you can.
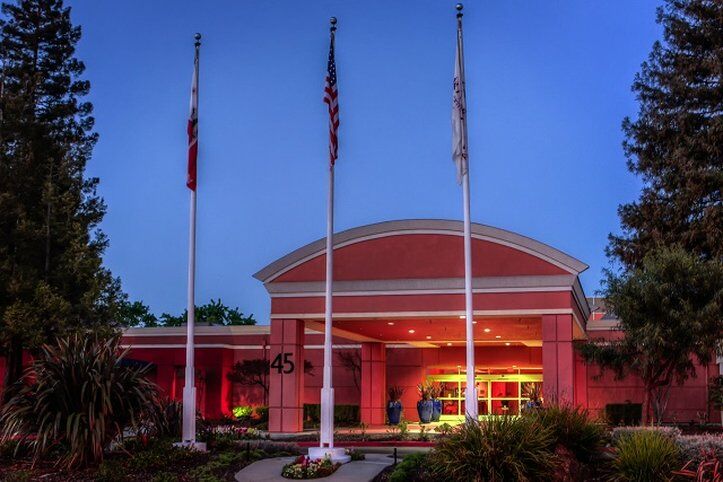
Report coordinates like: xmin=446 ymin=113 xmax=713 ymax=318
xmin=643 ymin=385 xmax=652 ymax=425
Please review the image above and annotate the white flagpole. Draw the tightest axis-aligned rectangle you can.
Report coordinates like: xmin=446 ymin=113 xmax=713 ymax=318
xmin=181 ymin=33 xmax=201 ymax=445
xmin=320 ymin=164 xmax=335 ymax=448
xmin=320 ymin=17 xmax=337 ymax=451
xmin=454 ymin=3 xmax=478 ymax=421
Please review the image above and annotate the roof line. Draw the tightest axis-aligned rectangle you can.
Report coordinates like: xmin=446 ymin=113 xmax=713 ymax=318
xmin=253 ymin=219 xmax=588 ymax=282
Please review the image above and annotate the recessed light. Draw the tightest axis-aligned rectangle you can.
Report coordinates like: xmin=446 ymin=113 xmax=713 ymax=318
xmin=459 ymin=315 xmax=465 ymax=319
xmin=505 ymin=342 xmax=511 ymax=346
xmin=408 ymin=329 xmax=415 ymax=334
xmin=472 ymin=321 xmax=477 ymax=324
xmin=512 ymin=365 xmax=517 ymax=368
xmin=483 ymin=328 xmax=491 ymax=333
xmin=426 ymin=335 xmax=432 ymax=340
xmin=495 ymin=335 xmax=501 ymax=339
xmin=446 ymin=342 xmax=452 ymax=346
xmin=387 ymin=322 xmax=394 ymax=326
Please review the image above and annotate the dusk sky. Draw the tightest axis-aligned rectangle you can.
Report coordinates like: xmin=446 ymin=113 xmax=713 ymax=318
xmin=68 ymin=1 xmax=661 ymax=322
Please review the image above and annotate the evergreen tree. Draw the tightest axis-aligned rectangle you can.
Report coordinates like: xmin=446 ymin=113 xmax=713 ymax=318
xmin=0 ymin=0 xmax=121 ymax=392
xmin=609 ymin=0 xmax=722 ymax=267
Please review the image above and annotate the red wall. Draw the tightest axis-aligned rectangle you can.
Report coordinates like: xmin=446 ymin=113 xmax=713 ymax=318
xmin=1 ymin=333 xmax=718 ymax=425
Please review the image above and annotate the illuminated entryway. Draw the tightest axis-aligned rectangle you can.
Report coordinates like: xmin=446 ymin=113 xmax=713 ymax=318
xmin=428 ymin=369 xmax=543 ymax=419
xmin=254 ymin=219 xmax=591 ymax=432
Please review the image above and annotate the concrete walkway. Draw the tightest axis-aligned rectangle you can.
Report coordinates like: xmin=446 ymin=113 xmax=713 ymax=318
xmin=235 ymin=453 xmax=394 ymax=482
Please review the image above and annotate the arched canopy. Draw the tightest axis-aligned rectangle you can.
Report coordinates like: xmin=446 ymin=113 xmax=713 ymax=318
xmin=254 ymin=219 xmax=588 ymax=283
xmin=254 ymin=220 xmax=590 ymax=334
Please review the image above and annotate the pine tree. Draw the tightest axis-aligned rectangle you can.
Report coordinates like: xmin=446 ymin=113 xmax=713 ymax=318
xmin=0 ymin=0 xmax=121 ymax=393
xmin=609 ymin=0 xmax=722 ymax=267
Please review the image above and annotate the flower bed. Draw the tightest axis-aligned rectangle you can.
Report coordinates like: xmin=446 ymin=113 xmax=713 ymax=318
xmin=281 ymin=455 xmax=340 ymax=479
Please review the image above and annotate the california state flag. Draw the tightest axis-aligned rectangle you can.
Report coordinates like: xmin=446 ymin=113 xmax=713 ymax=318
xmin=187 ymin=55 xmax=199 ymax=191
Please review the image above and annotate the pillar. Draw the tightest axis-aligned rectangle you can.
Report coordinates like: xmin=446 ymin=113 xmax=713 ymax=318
xmin=542 ymin=314 xmax=575 ymax=405
xmin=268 ymin=319 xmax=305 ymax=433
xmin=360 ymin=342 xmax=386 ymax=425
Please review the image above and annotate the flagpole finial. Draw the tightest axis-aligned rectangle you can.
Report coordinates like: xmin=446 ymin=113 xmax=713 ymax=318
xmin=456 ymin=3 xmax=464 ymax=18
xmin=329 ymin=17 xmax=337 ymax=32
xmin=194 ymin=33 xmax=201 ymax=47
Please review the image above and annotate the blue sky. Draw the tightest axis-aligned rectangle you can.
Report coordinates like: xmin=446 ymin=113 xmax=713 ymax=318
xmin=68 ymin=1 xmax=661 ymax=322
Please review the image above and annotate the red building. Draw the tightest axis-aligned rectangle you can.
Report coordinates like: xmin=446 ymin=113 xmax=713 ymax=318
xmin=5 ymin=219 xmax=720 ymax=431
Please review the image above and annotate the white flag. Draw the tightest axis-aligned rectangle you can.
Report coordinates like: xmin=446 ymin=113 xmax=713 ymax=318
xmin=452 ymin=24 xmax=468 ymax=184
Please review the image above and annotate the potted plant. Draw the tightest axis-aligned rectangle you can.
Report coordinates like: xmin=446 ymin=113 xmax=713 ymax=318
xmin=416 ymin=382 xmax=434 ymax=423
xmin=429 ymin=382 xmax=442 ymax=422
xmin=386 ymin=385 xmax=405 ymax=425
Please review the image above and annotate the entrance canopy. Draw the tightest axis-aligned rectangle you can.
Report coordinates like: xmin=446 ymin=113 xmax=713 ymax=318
xmin=254 ymin=219 xmax=590 ymax=344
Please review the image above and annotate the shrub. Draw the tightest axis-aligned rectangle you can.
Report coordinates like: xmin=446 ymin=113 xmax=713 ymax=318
xmin=611 ymin=425 xmax=681 ymax=444
xmin=675 ymin=434 xmax=723 ymax=465
xmin=673 ymin=448 xmax=722 ymax=481
xmin=281 ymin=455 xmax=339 ymax=479
xmin=434 ymin=422 xmax=454 ymax=436
xmin=0 ymin=333 xmax=160 ymax=468
xmin=254 ymin=405 xmax=269 ymax=422
xmin=304 ymin=404 xmax=359 ymax=425
xmin=430 ymin=417 xmax=557 ymax=481
xmin=610 ymin=429 xmax=680 ymax=482
xmin=525 ymin=404 xmax=604 ymax=462
xmin=140 ymin=397 xmax=183 ymax=438
xmin=388 ymin=453 xmax=432 ymax=482
xmin=232 ymin=405 xmax=254 ymax=421
xmin=345 ymin=447 xmax=365 ymax=461
xmin=125 ymin=439 xmax=208 ymax=473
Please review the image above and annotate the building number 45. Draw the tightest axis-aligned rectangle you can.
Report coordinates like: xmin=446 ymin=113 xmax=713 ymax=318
xmin=271 ymin=352 xmax=295 ymax=374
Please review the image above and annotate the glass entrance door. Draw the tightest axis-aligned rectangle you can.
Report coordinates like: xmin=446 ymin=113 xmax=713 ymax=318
xmin=429 ymin=371 xmax=543 ymax=420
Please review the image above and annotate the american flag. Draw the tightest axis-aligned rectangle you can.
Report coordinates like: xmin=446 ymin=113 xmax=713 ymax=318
xmin=323 ymin=31 xmax=339 ymax=166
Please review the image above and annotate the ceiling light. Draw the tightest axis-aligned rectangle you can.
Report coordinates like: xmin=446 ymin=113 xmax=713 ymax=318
xmin=425 ymin=335 xmax=432 ymax=339
xmin=505 ymin=342 xmax=511 ymax=346
xmin=387 ymin=322 xmax=394 ymax=326
xmin=495 ymin=335 xmax=501 ymax=339
xmin=459 ymin=315 xmax=465 ymax=319
xmin=408 ymin=329 xmax=415 ymax=334
xmin=472 ymin=321 xmax=477 ymax=324
xmin=512 ymin=365 xmax=517 ymax=368
xmin=483 ymin=328 xmax=491 ymax=333
xmin=446 ymin=342 xmax=452 ymax=346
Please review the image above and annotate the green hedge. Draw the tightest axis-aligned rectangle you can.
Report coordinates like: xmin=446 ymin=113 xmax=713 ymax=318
xmin=303 ymin=404 xmax=359 ymax=426
xmin=605 ymin=403 xmax=642 ymax=426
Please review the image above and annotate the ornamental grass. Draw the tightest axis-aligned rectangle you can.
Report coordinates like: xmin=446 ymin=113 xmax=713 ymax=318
xmin=430 ymin=416 xmax=558 ymax=481
xmin=0 ymin=333 xmax=160 ymax=469
xmin=609 ymin=429 xmax=680 ymax=482
xmin=524 ymin=403 xmax=605 ymax=462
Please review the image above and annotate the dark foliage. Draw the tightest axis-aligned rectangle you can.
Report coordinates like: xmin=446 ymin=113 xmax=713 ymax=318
xmin=610 ymin=0 xmax=722 ymax=267
xmin=579 ymin=247 xmax=723 ymax=423
xmin=430 ymin=417 xmax=558 ymax=481
xmin=0 ymin=0 xmax=123 ymax=392
xmin=0 ymin=334 xmax=160 ymax=468
xmin=524 ymin=404 xmax=605 ymax=463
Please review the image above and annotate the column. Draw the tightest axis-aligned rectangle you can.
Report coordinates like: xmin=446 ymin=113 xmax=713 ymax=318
xmin=268 ymin=319 xmax=305 ymax=433
xmin=542 ymin=314 xmax=575 ymax=405
xmin=360 ymin=342 xmax=386 ymax=426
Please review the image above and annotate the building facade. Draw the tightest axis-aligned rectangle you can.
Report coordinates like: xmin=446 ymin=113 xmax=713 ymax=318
xmin=3 ymin=220 xmax=719 ymax=430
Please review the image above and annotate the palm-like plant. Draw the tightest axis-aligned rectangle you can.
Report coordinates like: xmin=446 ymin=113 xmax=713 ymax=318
xmin=0 ymin=333 xmax=160 ymax=468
